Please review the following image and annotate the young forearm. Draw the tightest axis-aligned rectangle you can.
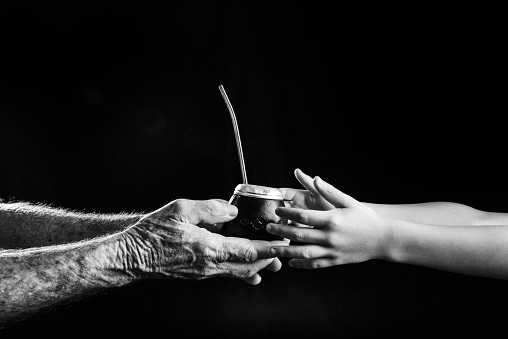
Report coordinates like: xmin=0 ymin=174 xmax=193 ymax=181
xmin=0 ymin=232 xmax=135 ymax=326
xmin=0 ymin=202 xmax=142 ymax=249
xmin=386 ymin=219 xmax=508 ymax=279
xmin=363 ymin=201 xmax=508 ymax=226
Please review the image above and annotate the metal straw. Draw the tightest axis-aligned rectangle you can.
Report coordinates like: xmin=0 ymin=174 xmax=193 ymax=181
xmin=219 ymin=84 xmax=248 ymax=184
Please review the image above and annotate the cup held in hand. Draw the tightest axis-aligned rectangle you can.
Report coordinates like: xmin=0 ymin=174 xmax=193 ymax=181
xmin=223 ymin=184 xmax=287 ymax=241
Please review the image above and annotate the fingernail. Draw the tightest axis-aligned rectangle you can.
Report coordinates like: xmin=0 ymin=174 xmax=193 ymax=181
xmin=226 ymin=204 xmax=238 ymax=217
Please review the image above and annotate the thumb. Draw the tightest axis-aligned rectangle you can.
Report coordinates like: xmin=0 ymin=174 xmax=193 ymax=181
xmin=313 ymin=176 xmax=359 ymax=208
xmin=184 ymin=199 xmax=239 ymax=226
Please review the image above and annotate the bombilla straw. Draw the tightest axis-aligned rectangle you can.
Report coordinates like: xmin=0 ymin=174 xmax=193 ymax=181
xmin=219 ymin=84 xmax=248 ymax=184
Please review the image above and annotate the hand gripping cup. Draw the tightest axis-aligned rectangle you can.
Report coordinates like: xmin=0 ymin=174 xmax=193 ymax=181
xmin=222 ymin=183 xmax=287 ymax=241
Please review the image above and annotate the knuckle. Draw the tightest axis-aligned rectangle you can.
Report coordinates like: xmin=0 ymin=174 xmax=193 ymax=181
xmin=299 ymin=248 xmax=312 ymax=259
xmin=243 ymin=246 xmax=257 ymax=262
xmin=196 ymin=242 xmax=211 ymax=257
xmin=293 ymin=230 xmax=309 ymax=243
xmin=172 ymin=198 xmax=191 ymax=213
xmin=294 ymin=210 xmax=309 ymax=225
xmin=309 ymin=260 xmax=322 ymax=269
xmin=329 ymin=214 xmax=342 ymax=226
xmin=229 ymin=240 xmax=257 ymax=262
xmin=324 ymin=233 xmax=340 ymax=247
xmin=166 ymin=199 xmax=193 ymax=222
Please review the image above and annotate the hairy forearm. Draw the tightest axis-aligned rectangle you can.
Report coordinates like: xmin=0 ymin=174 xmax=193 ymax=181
xmin=0 ymin=202 xmax=142 ymax=249
xmin=0 ymin=232 xmax=135 ymax=326
xmin=386 ymin=219 xmax=508 ymax=279
xmin=364 ymin=201 xmax=508 ymax=226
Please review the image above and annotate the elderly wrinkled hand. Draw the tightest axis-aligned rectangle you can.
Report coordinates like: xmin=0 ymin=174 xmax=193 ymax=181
xmin=123 ymin=198 xmax=285 ymax=284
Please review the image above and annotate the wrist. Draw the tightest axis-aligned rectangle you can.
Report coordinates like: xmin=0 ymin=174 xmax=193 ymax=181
xmin=80 ymin=232 xmax=140 ymax=287
xmin=377 ymin=218 xmax=401 ymax=262
xmin=115 ymin=224 xmax=161 ymax=280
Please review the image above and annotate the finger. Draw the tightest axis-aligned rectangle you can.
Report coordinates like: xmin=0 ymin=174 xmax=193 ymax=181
xmin=280 ymin=187 xmax=329 ymax=211
xmin=288 ymin=258 xmax=338 ymax=269
xmin=286 ymin=218 xmax=314 ymax=229
xmin=265 ymin=257 xmax=282 ymax=272
xmin=198 ymin=201 xmax=233 ymax=233
xmin=294 ymin=168 xmax=320 ymax=196
xmin=250 ymin=239 xmax=279 ymax=260
xmin=289 ymin=222 xmax=314 ymax=229
xmin=294 ymin=168 xmax=334 ymax=208
xmin=221 ymin=238 xmax=278 ymax=263
xmin=274 ymin=206 xmax=334 ymax=229
xmin=187 ymin=199 xmax=239 ymax=225
xmin=286 ymin=169 xmax=335 ymax=211
xmin=242 ymin=273 xmax=262 ymax=285
xmin=271 ymin=244 xmax=330 ymax=259
xmin=213 ymin=198 xmax=230 ymax=204
xmin=269 ymin=239 xmax=290 ymax=247
xmin=238 ymin=256 xmax=279 ymax=284
xmin=279 ymin=187 xmax=299 ymax=201
xmin=221 ymin=257 xmax=272 ymax=284
xmin=279 ymin=169 xmax=314 ymax=207
xmin=314 ymin=176 xmax=359 ymax=208
xmin=266 ymin=223 xmax=328 ymax=244
xmin=279 ymin=188 xmax=309 ymax=209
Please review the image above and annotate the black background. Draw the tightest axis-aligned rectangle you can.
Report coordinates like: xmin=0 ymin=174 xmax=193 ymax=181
xmin=1 ymin=1 xmax=506 ymax=337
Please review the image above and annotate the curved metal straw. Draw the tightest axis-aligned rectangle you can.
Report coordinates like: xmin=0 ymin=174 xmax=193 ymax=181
xmin=219 ymin=84 xmax=248 ymax=184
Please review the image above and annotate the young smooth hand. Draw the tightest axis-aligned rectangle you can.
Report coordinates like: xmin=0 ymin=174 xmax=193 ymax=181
xmin=267 ymin=169 xmax=392 ymax=269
